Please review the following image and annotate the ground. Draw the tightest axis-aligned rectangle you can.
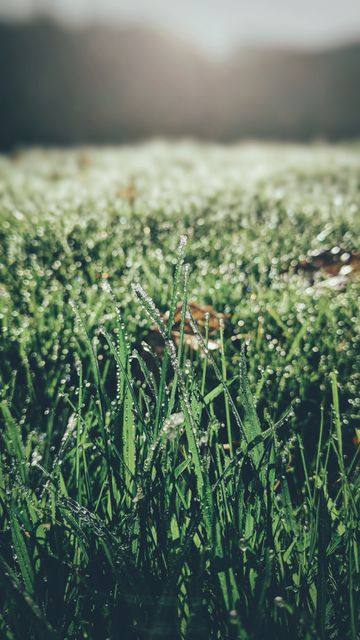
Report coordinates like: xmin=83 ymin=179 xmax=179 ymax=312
xmin=0 ymin=143 xmax=359 ymax=639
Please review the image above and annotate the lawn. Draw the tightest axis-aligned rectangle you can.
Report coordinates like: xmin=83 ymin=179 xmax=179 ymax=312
xmin=0 ymin=142 xmax=359 ymax=639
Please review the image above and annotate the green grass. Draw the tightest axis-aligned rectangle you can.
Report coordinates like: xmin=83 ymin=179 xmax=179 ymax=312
xmin=0 ymin=142 xmax=359 ymax=639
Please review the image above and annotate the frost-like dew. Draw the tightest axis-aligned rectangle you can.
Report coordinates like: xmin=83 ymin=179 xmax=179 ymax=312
xmin=162 ymin=412 xmax=184 ymax=441
xmin=132 ymin=280 xmax=200 ymax=454
xmin=187 ymin=308 xmax=246 ymax=446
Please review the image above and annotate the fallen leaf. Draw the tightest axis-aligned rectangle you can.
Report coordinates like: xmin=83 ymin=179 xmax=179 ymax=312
xmin=147 ymin=301 xmax=228 ymax=354
xmin=296 ymin=247 xmax=360 ymax=290
xmin=165 ymin=301 xmax=228 ymax=336
xmin=117 ymin=178 xmax=137 ymax=203
xmin=298 ymin=247 xmax=360 ymax=277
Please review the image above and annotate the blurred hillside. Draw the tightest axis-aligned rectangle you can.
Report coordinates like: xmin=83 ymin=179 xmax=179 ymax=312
xmin=1 ymin=17 xmax=360 ymax=148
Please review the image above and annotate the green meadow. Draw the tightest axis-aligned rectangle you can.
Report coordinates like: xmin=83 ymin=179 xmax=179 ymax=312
xmin=0 ymin=143 xmax=359 ymax=639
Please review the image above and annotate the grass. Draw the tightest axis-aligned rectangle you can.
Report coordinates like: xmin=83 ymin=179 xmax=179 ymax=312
xmin=0 ymin=142 xmax=359 ymax=639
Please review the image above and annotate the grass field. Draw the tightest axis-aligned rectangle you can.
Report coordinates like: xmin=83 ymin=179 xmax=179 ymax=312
xmin=0 ymin=142 xmax=359 ymax=639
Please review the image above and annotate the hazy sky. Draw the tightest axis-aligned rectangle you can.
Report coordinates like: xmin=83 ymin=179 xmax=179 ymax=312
xmin=2 ymin=0 xmax=360 ymax=56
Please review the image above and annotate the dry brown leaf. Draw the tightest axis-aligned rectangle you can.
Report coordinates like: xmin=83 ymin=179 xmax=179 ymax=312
xmin=164 ymin=301 xmax=228 ymax=336
xmin=298 ymin=247 xmax=360 ymax=277
xmin=117 ymin=178 xmax=138 ymax=203
xmin=147 ymin=301 xmax=228 ymax=354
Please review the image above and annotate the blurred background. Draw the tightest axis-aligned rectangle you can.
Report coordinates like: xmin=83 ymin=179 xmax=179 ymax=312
xmin=1 ymin=0 xmax=360 ymax=149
